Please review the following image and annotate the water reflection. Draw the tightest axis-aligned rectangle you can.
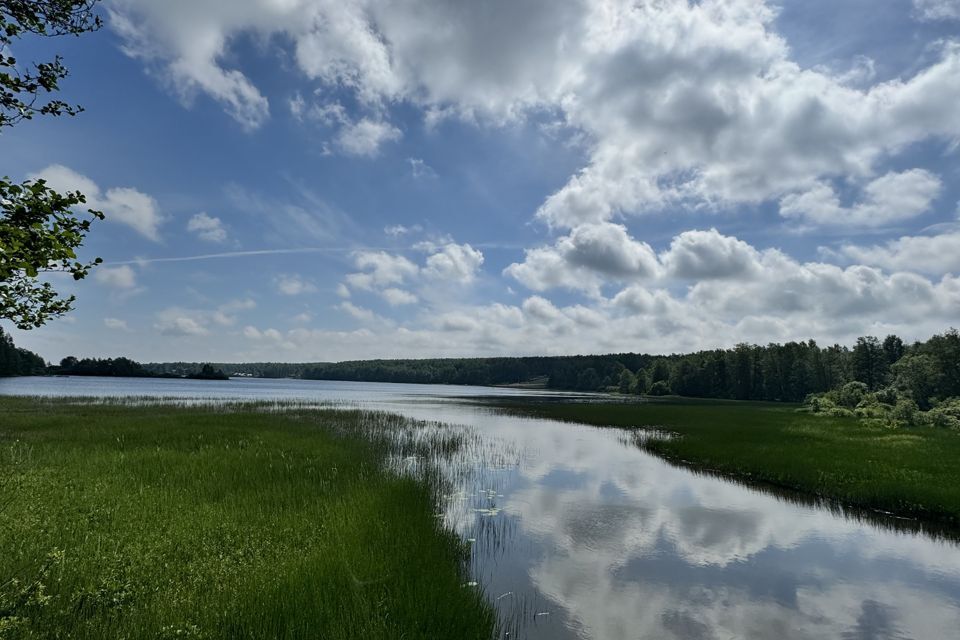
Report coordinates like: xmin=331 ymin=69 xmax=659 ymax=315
xmin=2 ymin=377 xmax=960 ymax=639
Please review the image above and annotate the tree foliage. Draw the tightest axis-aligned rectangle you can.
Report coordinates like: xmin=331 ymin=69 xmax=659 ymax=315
xmin=1 ymin=0 xmax=101 ymax=128
xmin=1 ymin=0 xmax=103 ymax=328
xmin=1 ymin=179 xmax=103 ymax=327
xmin=0 ymin=324 xmax=44 ymax=375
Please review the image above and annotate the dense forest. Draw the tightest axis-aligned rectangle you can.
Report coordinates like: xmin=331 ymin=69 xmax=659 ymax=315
xmin=297 ymin=331 xmax=953 ymax=400
xmin=297 ymin=338 xmax=880 ymax=401
xmin=53 ymin=356 xmax=155 ymax=377
xmin=0 ymin=327 xmax=45 ymax=376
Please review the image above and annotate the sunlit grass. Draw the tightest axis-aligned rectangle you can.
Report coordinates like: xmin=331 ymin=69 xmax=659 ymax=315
xmin=0 ymin=397 xmax=496 ymax=639
xmin=493 ymin=397 xmax=960 ymax=529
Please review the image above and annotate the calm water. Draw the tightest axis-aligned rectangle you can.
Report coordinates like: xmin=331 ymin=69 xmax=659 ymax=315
xmin=3 ymin=376 xmax=960 ymax=639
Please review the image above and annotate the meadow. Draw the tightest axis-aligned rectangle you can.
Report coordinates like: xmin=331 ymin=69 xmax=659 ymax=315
xmin=0 ymin=397 xmax=495 ymax=639
xmin=493 ymin=397 xmax=960 ymax=530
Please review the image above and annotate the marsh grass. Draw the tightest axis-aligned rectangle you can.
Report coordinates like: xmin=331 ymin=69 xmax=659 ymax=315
xmin=0 ymin=397 xmax=496 ymax=639
xmin=492 ymin=397 xmax=960 ymax=532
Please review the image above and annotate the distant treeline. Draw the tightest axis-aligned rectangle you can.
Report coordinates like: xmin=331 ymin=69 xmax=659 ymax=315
xmin=300 ymin=330 xmax=960 ymax=404
xmin=0 ymin=327 xmax=45 ymax=376
xmin=142 ymin=361 xmax=313 ymax=378
xmin=54 ymin=356 xmax=155 ymax=377
xmin=301 ymin=356 xmax=655 ymax=389
xmin=4 ymin=322 xmax=958 ymax=416
xmin=51 ymin=357 xmax=229 ymax=380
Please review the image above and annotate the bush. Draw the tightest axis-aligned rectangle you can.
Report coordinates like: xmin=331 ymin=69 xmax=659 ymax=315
xmin=893 ymin=398 xmax=920 ymax=427
xmin=927 ymin=398 xmax=960 ymax=430
xmin=838 ymin=381 xmax=869 ymax=409
xmin=648 ymin=380 xmax=672 ymax=396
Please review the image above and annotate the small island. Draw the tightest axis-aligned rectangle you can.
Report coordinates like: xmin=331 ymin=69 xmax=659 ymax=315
xmin=185 ymin=363 xmax=230 ymax=380
xmin=50 ymin=356 xmax=229 ymax=381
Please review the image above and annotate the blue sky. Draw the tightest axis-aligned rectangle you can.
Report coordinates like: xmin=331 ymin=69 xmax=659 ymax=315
xmin=5 ymin=0 xmax=960 ymax=363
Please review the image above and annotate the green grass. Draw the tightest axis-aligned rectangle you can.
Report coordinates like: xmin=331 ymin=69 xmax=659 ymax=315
xmin=494 ymin=396 xmax=960 ymax=529
xmin=0 ymin=397 xmax=495 ymax=640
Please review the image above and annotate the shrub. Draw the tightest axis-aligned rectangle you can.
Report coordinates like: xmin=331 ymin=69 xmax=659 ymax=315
xmin=838 ymin=381 xmax=869 ymax=409
xmin=893 ymin=398 xmax=920 ymax=427
xmin=648 ymin=380 xmax=672 ymax=396
xmin=927 ymin=398 xmax=960 ymax=430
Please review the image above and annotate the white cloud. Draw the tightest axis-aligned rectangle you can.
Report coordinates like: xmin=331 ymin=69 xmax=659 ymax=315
xmin=154 ymin=309 xmax=210 ymax=337
xmin=779 ymin=170 xmax=942 ymax=227
xmin=913 ymin=0 xmax=960 ymax=20
xmin=103 ymin=317 xmax=131 ymax=331
xmin=838 ymin=230 xmax=960 ymax=275
xmin=345 ymin=251 xmax=420 ymax=291
xmin=384 ymin=224 xmax=420 ymax=237
xmin=381 ymin=287 xmax=418 ymax=306
xmin=107 ymin=1 xmax=960 ymax=230
xmin=336 ymin=117 xmax=402 ymax=157
xmin=219 ymin=298 xmax=257 ymax=312
xmin=336 ymin=301 xmax=378 ymax=324
xmin=408 ymin=158 xmax=436 ymax=179
xmin=153 ymin=301 xmax=256 ymax=337
xmin=187 ymin=212 xmax=227 ymax=242
xmin=31 ymin=165 xmax=164 ymax=241
xmin=422 ymin=243 xmax=484 ymax=283
xmin=94 ymin=265 xmax=137 ymax=289
xmin=505 ymin=223 xmax=658 ymax=295
xmin=275 ymin=274 xmax=317 ymax=296
xmin=660 ymin=229 xmax=762 ymax=280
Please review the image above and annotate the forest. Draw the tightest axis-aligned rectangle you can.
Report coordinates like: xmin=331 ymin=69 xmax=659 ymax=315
xmin=0 ymin=326 xmax=45 ymax=376
xmin=299 ymin=330 xmax=956 ymax=401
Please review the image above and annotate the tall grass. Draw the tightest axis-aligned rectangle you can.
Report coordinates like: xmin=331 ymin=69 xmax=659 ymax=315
xmin=492 ymin=397 xmax=960 ymax=530
xmin=0 ymin=397 xmax=496 ymax=639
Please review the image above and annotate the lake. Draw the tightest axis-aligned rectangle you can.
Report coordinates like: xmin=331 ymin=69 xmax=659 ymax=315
xmin=2 ymin=376 xmax=959 ymax=639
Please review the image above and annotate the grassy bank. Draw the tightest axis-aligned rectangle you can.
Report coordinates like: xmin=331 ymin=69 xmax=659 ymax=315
xmin=494 ymin=397 xmax=960 ymax=529
xmin=0 ymin=397 xmax=495 ymax=639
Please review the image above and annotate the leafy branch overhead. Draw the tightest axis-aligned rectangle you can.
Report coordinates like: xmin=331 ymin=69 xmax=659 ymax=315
xmin=0 ymin=178 xmax=103 ymax=328
xmin=1 ymin=0 xmax=101 ymax=128
xmin=1 ymin=1 xmax=103 ymax=329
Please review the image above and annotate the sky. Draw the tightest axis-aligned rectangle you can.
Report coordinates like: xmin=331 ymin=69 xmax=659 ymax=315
xmin=4 ymin=0 xmax=960 ymax=363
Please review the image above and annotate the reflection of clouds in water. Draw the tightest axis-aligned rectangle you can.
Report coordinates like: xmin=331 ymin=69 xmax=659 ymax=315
xmin=465 ymin=416 xmax=960 ymax=639
xmin=532 ymin=556 xmax=960 ymax=639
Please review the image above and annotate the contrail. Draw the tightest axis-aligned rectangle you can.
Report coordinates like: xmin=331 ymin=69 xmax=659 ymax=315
xmin=107 ymin=247 xmax=377 ymax=266
xmin=106 ymin=243 xmax=524 ymax=266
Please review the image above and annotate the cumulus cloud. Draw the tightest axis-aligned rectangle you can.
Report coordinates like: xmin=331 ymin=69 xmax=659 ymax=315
xmin=187 ymin=212 xmax=227 ymax=242
xmin=336 ymin=301 xmax=383 ymax=324
xmin=274 ymin=274 xmax=317 ymax=296
xmin=342 ymin=242 xmax=484 ymax=303
xmin=153 ymin=300 xmax=255 ymax=337
xmin=913 ymin=0 xmax=960 ymax=20
xmin=345 ymin=251 xmax=420 ymax=291
xmin=505 ymin=223 xmax=657 ymax=295
xmin=336 ymin=117 xmax=402 ymax=157
xmin=779 ymin=170 xmax=942 ymax=227
xmin=94 ymin=265 xmax=137 ymax=289
xmin=407 ymin=158 xmax=436 ymax=179
xmin=384 ymin=223 xmax=421 ymax=237
xmin=838 ymin=230 xmax=960 ymax=275
xmin=154 ymin=309 xmax=210 ymax=337
xmin=422 ymin=243 xmax=484 ymax=283
xmin=103 ymin=317 xmax=131 ymax=331
xmin=31 ymin=165 xmax=163 ymax=241
xmin=106 ymin=1 xmax=960 ymax=230
xmin=660 ymin=229 xmax=762 ymax=280
xmin=381 ymin=287 xmax=418 ymax=306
